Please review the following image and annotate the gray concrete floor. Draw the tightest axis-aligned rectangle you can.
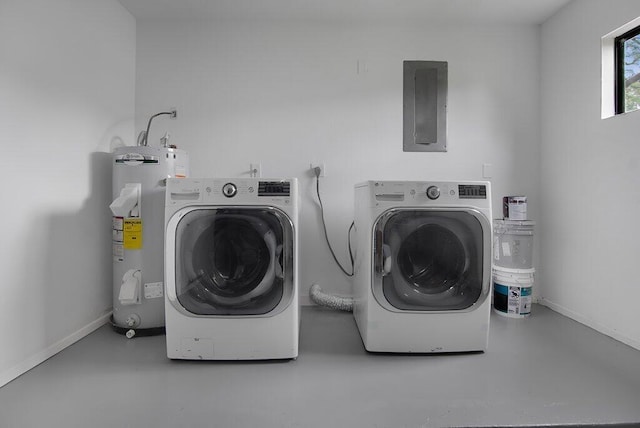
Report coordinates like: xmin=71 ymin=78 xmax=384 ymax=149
xmin=1 ymin=305 xmax=640 ymax=427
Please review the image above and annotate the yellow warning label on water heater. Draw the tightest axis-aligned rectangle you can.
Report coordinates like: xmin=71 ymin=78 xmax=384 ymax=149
xmin=123 ymin=218 xmax=142 ymax=250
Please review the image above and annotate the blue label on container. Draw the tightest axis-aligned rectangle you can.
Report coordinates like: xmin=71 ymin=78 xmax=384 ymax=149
xmin=493 ymin=282 xmax=533 ymax=316
xmin=494 ymin=283 xmax=509 ymax=296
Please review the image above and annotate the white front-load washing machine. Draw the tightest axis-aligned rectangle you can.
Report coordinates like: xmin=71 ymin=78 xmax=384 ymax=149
xmin=353 ymin=181 xmax=492 ymax=353
xmin=164 ymin=178 xmax=298 ymax=360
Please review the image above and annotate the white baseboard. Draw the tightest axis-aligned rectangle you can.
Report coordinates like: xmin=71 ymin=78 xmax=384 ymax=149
xmin=538 ymin=298 xmax=640 ymax=351
xmin=0 ymin=311 xmax=112 ymax=388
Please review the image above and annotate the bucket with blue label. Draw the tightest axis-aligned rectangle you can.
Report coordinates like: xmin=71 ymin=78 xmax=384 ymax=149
xmin=493 ymin=266 xmax=534 ymax=318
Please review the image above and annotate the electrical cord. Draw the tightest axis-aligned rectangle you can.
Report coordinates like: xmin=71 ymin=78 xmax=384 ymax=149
xmin=314 ymin=168 xmax=355 ymax=277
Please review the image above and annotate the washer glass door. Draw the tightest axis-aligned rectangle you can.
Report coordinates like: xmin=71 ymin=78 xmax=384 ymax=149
xmin=173 ymin=207 xmax=294 ymax=316
xmin=373 ymin=209 xmax=489 ymax=311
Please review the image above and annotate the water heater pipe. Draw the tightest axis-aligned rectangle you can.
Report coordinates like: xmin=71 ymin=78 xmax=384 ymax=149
xmin=140 ymin=109 xmax=177 ymax=146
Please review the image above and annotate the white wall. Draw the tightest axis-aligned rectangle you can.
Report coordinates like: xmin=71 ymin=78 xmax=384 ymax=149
xmin=135 ymin=17 xmax=542 ymax=305
xmin=0 ymin=0 xmax=135 ymax=386
xmin=540 ymin=0 xmax=640 ymax=350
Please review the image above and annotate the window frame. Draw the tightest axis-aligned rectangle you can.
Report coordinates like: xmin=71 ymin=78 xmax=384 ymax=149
xmin=614 ymin=25 xmax=640 ymax=114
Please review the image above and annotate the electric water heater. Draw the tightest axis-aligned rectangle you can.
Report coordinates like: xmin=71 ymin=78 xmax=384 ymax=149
xmin=110 ymin=145 xmax=189 ymax=337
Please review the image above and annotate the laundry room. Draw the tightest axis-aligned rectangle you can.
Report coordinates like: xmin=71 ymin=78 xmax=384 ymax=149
xmin=1 ymin=0 xmax=640 ymax=426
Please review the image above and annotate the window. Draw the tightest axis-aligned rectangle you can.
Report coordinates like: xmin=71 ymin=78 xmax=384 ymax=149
xmin=601 ymin=17 xmax=640 ymax=118
xmin=615 ymin=26 xmax=640 ymax=114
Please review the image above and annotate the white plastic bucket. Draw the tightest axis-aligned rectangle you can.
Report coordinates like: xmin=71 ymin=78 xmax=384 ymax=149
xmin=492 ymin=267 xmax=534 ymax=318
xmin=493 ymin=219 xmax=535 ymax=269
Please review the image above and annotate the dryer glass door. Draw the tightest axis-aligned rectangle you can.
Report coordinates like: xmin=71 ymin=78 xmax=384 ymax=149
xmin=173 ymin=207 xmax=294 ymax=316
xmin=373 ymin=209 xmax=489 ymax=311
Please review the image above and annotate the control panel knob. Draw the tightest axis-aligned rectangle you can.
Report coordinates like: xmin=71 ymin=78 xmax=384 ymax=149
xmin=426 ymin=185 xmax=440 ymax=200
xmin=222 ymin=183 xmax=237 ymax=198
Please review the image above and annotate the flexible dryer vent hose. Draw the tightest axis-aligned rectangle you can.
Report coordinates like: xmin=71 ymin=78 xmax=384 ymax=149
xmin=309 ymin=284 xmax=353 ymax=312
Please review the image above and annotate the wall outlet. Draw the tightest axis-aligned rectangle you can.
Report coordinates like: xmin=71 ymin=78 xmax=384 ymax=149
xmin=483 ymin=163 xmax=493 ymax=178
xmin=357 ymin=59 xmax=368 ymax=75
xmin=250 ymin=162 xmax=262 ymax=178
xmin=169 ymin=108 xmax=177 ymax=119
xmin=310 ymin=163 xmax=326 ymax=177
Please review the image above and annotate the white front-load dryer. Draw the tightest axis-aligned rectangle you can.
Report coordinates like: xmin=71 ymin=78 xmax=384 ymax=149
xmin=164 ymin=178 xmax=298 ymax=360
xmin=353 ymin=181 xmax=492 ymax=353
